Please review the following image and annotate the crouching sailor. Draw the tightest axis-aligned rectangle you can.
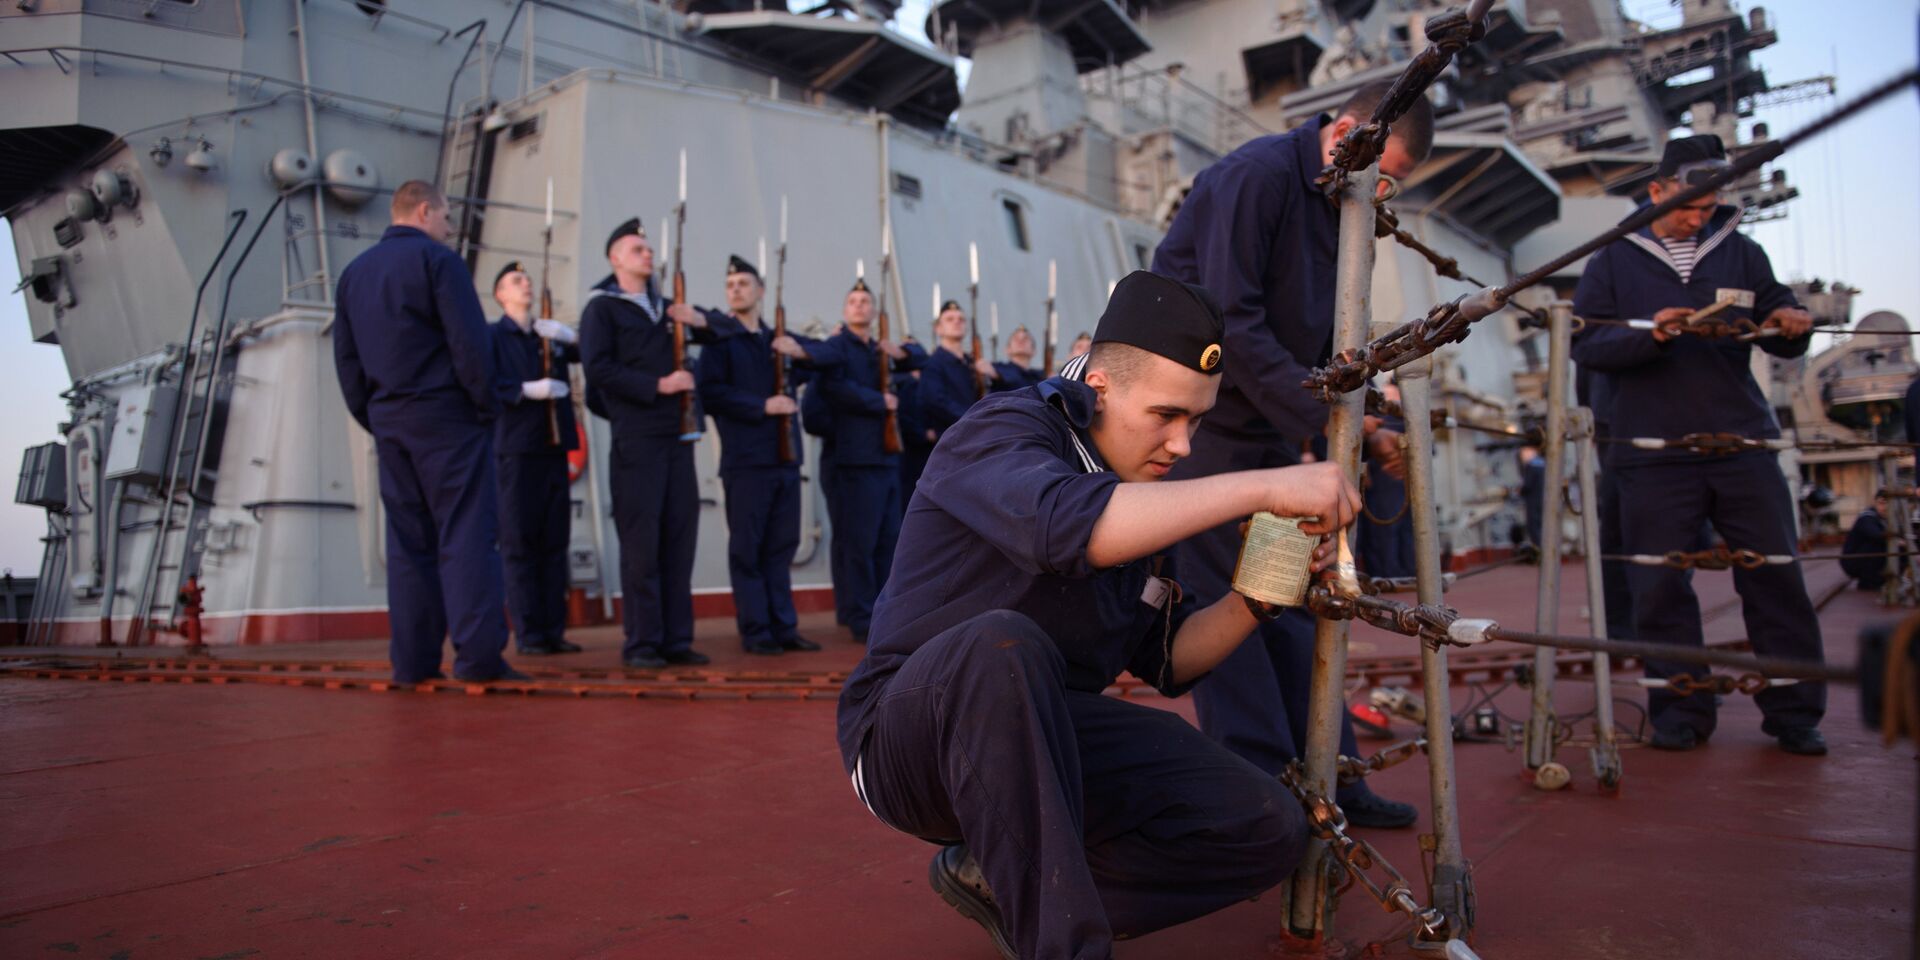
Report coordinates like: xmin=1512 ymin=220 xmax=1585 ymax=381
xmin=836 ymin=271 xmax=1362 ymax=960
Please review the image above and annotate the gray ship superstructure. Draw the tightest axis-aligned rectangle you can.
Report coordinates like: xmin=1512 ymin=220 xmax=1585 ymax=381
xmin=3 ymin=0 xmax=1810 ymax=646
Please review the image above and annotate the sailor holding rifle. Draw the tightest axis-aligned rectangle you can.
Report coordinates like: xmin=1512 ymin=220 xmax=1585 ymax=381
xmin=488 ymin=260 xmax=584 ymax=658
xmin=695 ymin=252 xmax=832 ymax=656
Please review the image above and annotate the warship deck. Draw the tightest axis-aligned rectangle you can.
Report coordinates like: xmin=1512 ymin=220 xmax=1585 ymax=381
xmin=1 ymin=560 xmax=1911 ymax=959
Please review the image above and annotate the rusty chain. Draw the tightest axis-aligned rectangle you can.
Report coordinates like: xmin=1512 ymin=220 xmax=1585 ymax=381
xmin=1602 ymin=432 xmax=1920 ymax=454
xmin=1305 ymin=583 xmax=1856 ymax=682
xmin=1336 ymin=737 xmax=1429 ymax=784
xmin=1317 ymin=3 xmax=1491 ymax=195
xmin=1303 ymin=69 xmax=1920 ymax=401
xmin=1601 ymin=547 xmax=1870 ymax=569
xmin=1277 ymin=762 xmax=1457 ymax=943
xmin=1654 ymin=673 xmax=1782 ymax=696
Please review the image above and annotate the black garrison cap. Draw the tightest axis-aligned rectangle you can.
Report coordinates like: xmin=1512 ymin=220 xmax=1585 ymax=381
xmin=1658 ymin=134 xmax=1728 ymax=179
xmin=850 ymin=276 xmax=871 ymax=294
xmin=727 ymin=255 xmax=761 ymax=281
xmin=939 ymin=299 xmax=962 ymax=314
xmin=605 ymin=217 xmax=644 ymax=257
xmin=1093 ymin=270 xmax=1225 ymax=374
xmin=493 ymin=260 xmax=526 ymax=290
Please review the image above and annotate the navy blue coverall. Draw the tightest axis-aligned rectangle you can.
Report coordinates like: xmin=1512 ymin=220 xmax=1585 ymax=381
xmin=1571 ymin=203 xmax=1825 ymax=739
xmin=489 ymin=317 xmax=579 ymax=654
xmin=579 ymin=276 xmax=725 ymax=662
xmin=919 ymin=346 xmax=981 ymax=440
xmin=802 ymin=375 xmax=852 ymax=627
xmin=1577 ymin=365 xmax=1637 ymax=639
xmin=894 ymin=369 xmax=934 ymax=501
xmin=1360 ymin=413 xmax=1415 ymax=578
xmin=696 ymin=320 xmax=829 ymax=651
xmin=838 ymin=380 xmax=1304 ymax=960
xmin=1150 ymin=116 xmax=1379 ymax=791
xmin=332 ymin=225 xmax=510 ymax=683
xmin=813 ymin=329 xmax=926 ymax=637
xmin=992 ymin=360 xmax=1045 ymax=392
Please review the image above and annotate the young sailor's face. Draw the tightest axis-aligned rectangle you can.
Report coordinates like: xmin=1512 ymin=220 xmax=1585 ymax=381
xmin=494 ymin=271 xmax=532 ymax=313
xmin=725 ymin=272 xmax=763 ymax=313
xmin=844 ymin=290 xmax=875 ymax=332
xmin=610 ymin=235 xmax=654 ymax=278
xmin=936 ymin=308 xmax=966 ymax=342
xmin=1007 ymin=329 xmax=1035 ymax=363
xmin=1086 ymin=355 xmax=1217 ymax=483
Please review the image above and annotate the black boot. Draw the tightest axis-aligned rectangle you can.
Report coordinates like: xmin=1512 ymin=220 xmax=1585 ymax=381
xmin=928 ymin=845 xmax=1014 ymax=960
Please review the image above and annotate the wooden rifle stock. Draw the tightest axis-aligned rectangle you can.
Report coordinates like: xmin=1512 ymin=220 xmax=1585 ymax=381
xmin=671 ymin=204 xmax=700 ymax=442
xmin=877 ymin=255 xmax=903 ymax=455
xmin=1043 ymin=297 xmax=1056 ymax=377
xmin=968 ymin=284 xmax=984 ymax=399
xmin=539 ymin=289 xmax=561 ymax=447
xmin=773 ymin=242 xmax=795 ymax=464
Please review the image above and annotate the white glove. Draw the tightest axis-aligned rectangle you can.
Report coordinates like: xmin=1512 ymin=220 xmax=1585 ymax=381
xmin=521 ymin=378 xmax=570 ymax=401
xmin=534 ymin=319 xmax=578 ymax=344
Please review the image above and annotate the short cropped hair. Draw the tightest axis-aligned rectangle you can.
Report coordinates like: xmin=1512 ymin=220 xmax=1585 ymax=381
xmin=1086 ymin=341 xmax=1157 ymax=386
xmin=1337 ymin=80 xmax=1435 ymax=165
xmin=391 ymin=179 xmax=446 ymax=220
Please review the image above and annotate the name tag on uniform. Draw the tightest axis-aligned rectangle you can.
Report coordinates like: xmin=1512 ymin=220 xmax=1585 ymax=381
xmin=1141 ymin=576 xmax=1174 ymax=611
xmin=1715 ymin=288 xmax=1755 ymax=309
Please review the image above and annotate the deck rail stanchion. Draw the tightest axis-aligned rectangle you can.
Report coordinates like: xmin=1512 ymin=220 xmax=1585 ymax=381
xmin=1571 ymin=406 xmax=1623 ymax=789
xmin=1285 ymin=159 xmax=1378 ymax=942
xmin=1523 ymin=301 xmax=1573 ymax=787
xmin=1397 ymin=347 xmax=1475 ymax=949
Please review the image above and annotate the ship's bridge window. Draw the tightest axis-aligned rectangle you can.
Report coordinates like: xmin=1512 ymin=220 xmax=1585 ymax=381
xmin=1001 ymin=199 xmax=1030 ymax=252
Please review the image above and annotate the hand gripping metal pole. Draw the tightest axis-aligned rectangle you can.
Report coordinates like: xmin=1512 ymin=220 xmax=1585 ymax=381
xmin=1523 ymin=301 xmax=1572 ymax=786
xmin=1572 ymin=407 xmax=1623 ymax=789
xmin=1286 ymin=161 xmax=1378 ymax=941
xmin=1397 ymin=348 xmax=1475 ymax=951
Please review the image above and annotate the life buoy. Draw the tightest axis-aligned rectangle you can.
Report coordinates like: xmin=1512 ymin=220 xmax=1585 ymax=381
xmin=568 ymin=423 xmax=589 ymax=484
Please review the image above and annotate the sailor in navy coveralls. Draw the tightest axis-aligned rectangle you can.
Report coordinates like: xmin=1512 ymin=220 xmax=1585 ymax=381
xmin=579 ymin=217 xmax=723 ymax=669
xmin=1571 ymin=134 xmax=1826 ymax=755
xmin=812 ymin=276 xmax=927 ymax=643
xmin=838 ymin=272 xmax=1362 ymax=960
xmin=331 ymin=180 xmax=515 ymax=684
xmin=695 ymin=254 xmax=829 ymax=655
xmin=992 ymin=325 xmax=1046 ymax=392
xmin=488 ymin=261 xmax=583 ymax=657
xmin=920 ymin=298 xmax=995 ymax=442
xmin=1150 ymin=80 xmax=1429 ymax=825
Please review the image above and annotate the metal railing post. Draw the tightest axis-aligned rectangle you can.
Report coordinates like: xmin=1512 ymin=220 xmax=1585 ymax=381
xmin=1285 ymin=161 xmax=1377 ymax=939
xmin=1523 ymin=300 xmax=1572 ymax=786
xmin=1572 ymin=406 xmax=1623 ymax=789
xmin=1397 ymin=348 xmax=1474 ymax=948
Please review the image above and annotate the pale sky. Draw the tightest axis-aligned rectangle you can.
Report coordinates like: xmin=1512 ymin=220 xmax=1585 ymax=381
xmin=0 ymin=0 xmax=1912 ymax=578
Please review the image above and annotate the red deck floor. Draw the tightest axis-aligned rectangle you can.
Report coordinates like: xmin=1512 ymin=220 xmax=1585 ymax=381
xmin=1 ymin=561 xmax=1912 ymax=959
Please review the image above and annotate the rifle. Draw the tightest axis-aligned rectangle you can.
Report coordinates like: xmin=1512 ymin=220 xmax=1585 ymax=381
xmin=539 ymin=178 xmax=561 ymax=446
xmin=968 ymin=241 xmax=984 ymax=399
xmin=1044 ymin=258 xmax=1057 ymax=376
xmin=877 ymin=237 xmax=903 ymax=455
xmin=671 ymin=150 xmax=701 ymax=443
xmin=773 ymin=198 xmax=796 ymax=464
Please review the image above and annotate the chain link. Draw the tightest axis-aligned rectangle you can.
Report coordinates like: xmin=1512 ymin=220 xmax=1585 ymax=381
xmin=1658 ymin=673 xmax=1782 ymax=696
xmin=1336 ymin=737 xmax=1429 ymax=784
xmin=1604 ymin=547 xmax=1794 ymax=570
xmin=1317 ymin=7 xmax=1486 ymax=194
xmin=1277 ymin=762 xmax=1456 ymax=942
xmin=1303 ymin=71 xmax=1920 ymax=400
